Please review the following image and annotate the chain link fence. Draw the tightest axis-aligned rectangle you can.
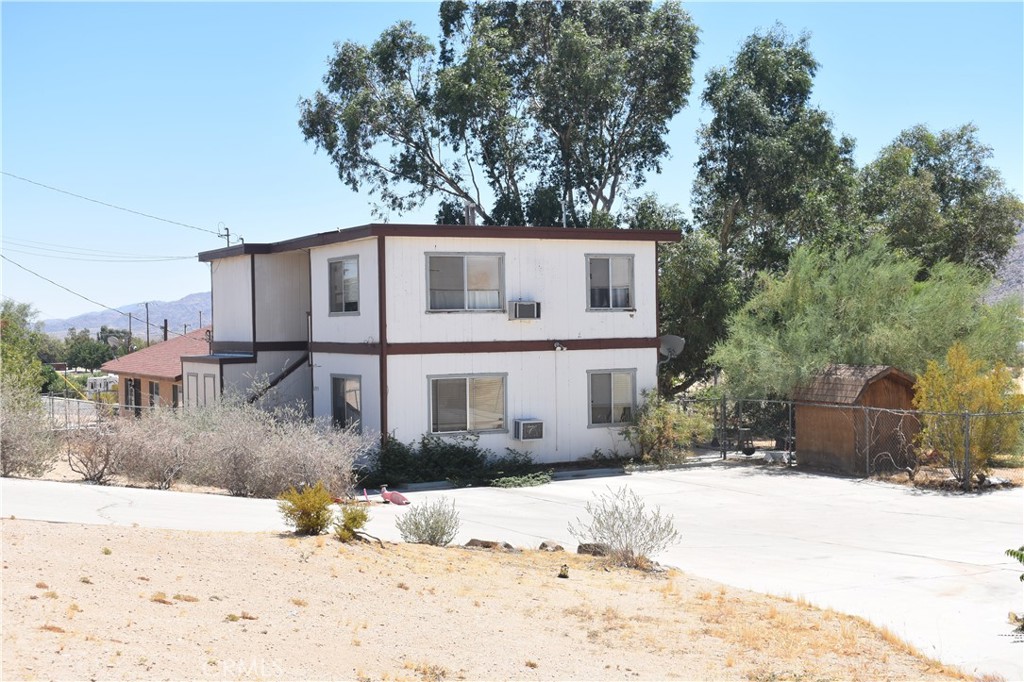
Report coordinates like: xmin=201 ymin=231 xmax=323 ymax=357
xmin=678 ymin=396 xmax=1023 ymax=489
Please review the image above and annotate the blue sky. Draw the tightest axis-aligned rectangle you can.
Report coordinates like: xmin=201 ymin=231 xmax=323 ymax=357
xmin=3 ymin=2 xmax=1022 ymax=321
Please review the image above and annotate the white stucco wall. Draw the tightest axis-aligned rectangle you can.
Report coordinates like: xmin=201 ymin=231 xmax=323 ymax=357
xmin=384 ymin=347 xmax=657 ymax=463
xmin=220 ymin=350 xmax=312 ymax=413
xmin=309 ymin=238 xmax=380 ymax=344
xmin=181 ymin=361 xmax=222 ymax=408
xmin=383 ymin=236 xmax=657 ymax=344
xmin=310 ymin=353 xmax=382 ymax=432
xmin=254 ymin=252 xmax=310 ymax=342
xmin=210 ymin=255 xmax=253 ymax=343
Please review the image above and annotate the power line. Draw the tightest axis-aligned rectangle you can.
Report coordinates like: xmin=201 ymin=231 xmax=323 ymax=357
xmin=3 ymin=237 xmax=193 ymax=259
xmin=1 ymin=254 xmax=189 ymax=338
xmin=1 ymin=171 xmax=227 ymax=240
xmin=2 ymin=241 xmax=193 ymax=263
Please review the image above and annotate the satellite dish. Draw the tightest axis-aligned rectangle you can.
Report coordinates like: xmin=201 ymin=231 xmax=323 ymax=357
xmin=106 ymin=336 xmax=122 ymax=348
xmin=658 ymin=335 xmax=685 ymax=360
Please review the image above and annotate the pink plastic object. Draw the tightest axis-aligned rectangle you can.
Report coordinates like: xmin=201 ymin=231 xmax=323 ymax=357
xmin=379 ymin=484 xmax=411 ymax=505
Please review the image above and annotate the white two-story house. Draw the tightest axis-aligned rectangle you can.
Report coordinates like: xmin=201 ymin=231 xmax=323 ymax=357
xmin=182 ymin=224 xmax=679 ymax=463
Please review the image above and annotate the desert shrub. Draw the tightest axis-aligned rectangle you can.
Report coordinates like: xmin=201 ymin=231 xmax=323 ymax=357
xmin=914 ymin=343 xmax=1024 ymax=483
xmin=115 ymin=409 xmax=200 ymax=490
xmin=0 ymin=377 xmax=58 ymax=477
xmin=278 ymin=481 xmax=335 ymax=535
xmin=621 ymin=391 xmax=713 ymax=467
xmin=333 ymin=503 xmax=369 ymax=543
xmin=114 ymin=395 xmax=370 ymax=497
xmin=64 ymin=425 xmax=121 ymax=484
xmin=569 ymin=486 xmax=680 ymax=570
xmin=395 ymin=497 xmax=460 ymax=546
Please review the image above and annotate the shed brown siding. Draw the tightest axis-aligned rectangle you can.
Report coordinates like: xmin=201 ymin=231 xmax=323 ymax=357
xmin=794 ymin=365 xmax=916 ymax=475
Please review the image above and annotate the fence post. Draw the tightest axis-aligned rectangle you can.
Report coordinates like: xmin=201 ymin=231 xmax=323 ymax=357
xmin=962 ymin=411 xmax=972 ymax=492
xmin=864 ymin=407 xmax=870 ymax=475
xmin=720 ymin=394 xmax=727 ymax=460
xmin=787 ymin=400 xmax=793 ymax=453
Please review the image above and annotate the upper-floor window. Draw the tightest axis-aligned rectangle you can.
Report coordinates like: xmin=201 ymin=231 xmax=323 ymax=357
xmin=588 ymin=369 xmax=635 ymax=426
xmin=329 ymin=256 xmax=359 ymax=314
xmin=427 ymin=254 xmax=503 ymax=311
xmin=587 ymin=255 xmax=634 ymax=310
xmin=430 ymin=374 xmax=506 ymax=433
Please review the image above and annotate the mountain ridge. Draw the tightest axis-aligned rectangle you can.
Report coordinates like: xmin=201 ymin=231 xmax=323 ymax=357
xmin=42 ymin=292 xmax=211 ymax=338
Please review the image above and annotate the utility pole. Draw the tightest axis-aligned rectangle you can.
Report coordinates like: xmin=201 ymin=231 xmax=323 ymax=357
xmin=128 ymin=313 xmax=132 ymax=346
xmin=199 ymin=311 xmax=203 ymax=327
xmin=183 ymin=324 xmax=189 ymax=335
xmin=145 ymin=302 xmax=150 ymax=347
xmin=163 ymin=319 xmax=168 ymax=342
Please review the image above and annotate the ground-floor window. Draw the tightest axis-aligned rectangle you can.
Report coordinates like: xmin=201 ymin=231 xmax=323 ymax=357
xmin=149 ymin=381 xmax=160 ymax=407
xmin=430 ymin=374 xmax=506 ymax=433
xmin=331 ymin=375 xmax=362 ymax=431
xmin=588 ymin=369 xmax=636 ymax=426
xmin=171 ymin=384 xmax=180 ymax=408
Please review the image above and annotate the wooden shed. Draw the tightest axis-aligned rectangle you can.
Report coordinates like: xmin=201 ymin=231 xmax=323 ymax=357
xmin=791 ymin=365 xmax=916 ymax=475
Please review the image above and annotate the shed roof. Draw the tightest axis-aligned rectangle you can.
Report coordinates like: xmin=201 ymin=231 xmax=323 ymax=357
xmin=791 ymin=364 xmax=915 ymax=405
xmin=101 ymin=327 xmax=211 ymax=381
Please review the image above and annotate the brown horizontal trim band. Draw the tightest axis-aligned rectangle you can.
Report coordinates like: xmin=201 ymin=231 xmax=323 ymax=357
xmin=387 ymin=337 xmax=660 ymax=355
xmin=210 ymin=341 xmax=307 ymax=353
xmin=199 ymin=224 xmax=680 ymax=261
xmin=309 ymin=342 xmax=381 ymax=354
xmin=180 ymin=354 xmax=254 ymax=365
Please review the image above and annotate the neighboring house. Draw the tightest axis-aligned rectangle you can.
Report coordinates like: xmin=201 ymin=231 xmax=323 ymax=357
xmin=184 ymin=223 xmax=680 ymax=463
xmin=791 ymin=364 xmax=916 ymax=475
xmin=102 ymin=327 xmax=211 ymax=415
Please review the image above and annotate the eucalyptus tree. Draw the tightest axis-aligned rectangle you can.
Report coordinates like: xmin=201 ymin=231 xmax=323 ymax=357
xmin=860 ymin=123 xmax=1024 ymax=274
xmin=299 ymin=0 xmax=699 ymax=226
xmin=692 ymin=26 xmax=858 ymax=274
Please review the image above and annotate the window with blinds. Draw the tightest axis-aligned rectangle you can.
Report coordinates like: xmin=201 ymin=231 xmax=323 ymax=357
xmin=430 ymin=374 xmax=506 ymax=432
xmin=329 ymin=256 xmax=359 ymax=314
xmin=588 ymin=370 xmax=636 ymax=426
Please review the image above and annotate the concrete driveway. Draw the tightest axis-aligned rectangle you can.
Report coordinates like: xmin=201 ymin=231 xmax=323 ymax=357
xmin=3 ymin=466 xmax=1022 ymax=679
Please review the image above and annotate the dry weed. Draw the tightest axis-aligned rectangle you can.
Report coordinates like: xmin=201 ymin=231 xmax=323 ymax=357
xmin=39 ymin=624 xmax=66 ymax=634
xmin=35 ymin=581 xmax=48 ymax=589
xmin=150 ymin=592 xmax=174 ymax=605
xmin=173 ymin=594 xmax=199 ymax=603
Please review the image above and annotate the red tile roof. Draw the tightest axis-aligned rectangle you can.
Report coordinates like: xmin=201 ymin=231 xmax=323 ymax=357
xmin=101 ymin=327 xmax=211 ymax=381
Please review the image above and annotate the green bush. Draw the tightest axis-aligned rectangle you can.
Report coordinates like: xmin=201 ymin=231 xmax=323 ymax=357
xmin=569 ymin=486 xmax=680 ymax=570
xmin=333 ymin=503 xmax=369 ymax=543
xmin=621 ymin=391 xmax=713 ymax=467
xmin=418 ymin=434 xmax=489 ymax=483
xmin=490 ymin=471 xmax=552 ymax=488
xmin=278 ymin=481 xmax=335 ymax=535
xmin=395 ymin=497 xmax=460 ymax=546
xmin=368 ymin=436 xmax=418 ymax=486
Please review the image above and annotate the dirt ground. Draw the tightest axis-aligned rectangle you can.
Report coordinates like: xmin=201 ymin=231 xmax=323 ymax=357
xmin=2 ymin=519 xmax=966 ymax=682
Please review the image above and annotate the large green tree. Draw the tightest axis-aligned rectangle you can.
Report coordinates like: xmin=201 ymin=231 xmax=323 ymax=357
xmin=860 ymin=124 xmax=1024 ymax=274
xmin=710 ymin=237 xmax=1023 ymax=398
xmin=692 ymin=27 xmax=858 ymax=275
xmin=299 ymin=0 xmax=698 ymax=227
xmin=63 ymin=328 xmax=115 ymax=371
xmin=658 ymin=229 xmax=740 ymax=394
xmin=1 ymin=299 xmax=47 ymax=391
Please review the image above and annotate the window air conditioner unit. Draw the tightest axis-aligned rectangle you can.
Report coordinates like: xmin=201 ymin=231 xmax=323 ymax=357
xmin=514 ymin=419 xmax=544 ymax=441
xmin=509 ymin=300 xmax=541 ymax=320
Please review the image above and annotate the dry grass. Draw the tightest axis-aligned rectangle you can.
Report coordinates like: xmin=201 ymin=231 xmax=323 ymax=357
xmin=1 ymin=519 xmax=970 ymax=681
